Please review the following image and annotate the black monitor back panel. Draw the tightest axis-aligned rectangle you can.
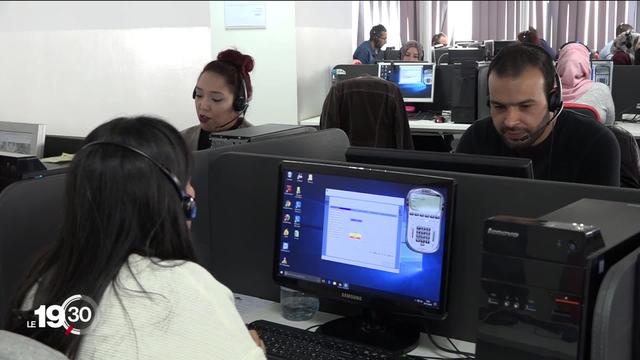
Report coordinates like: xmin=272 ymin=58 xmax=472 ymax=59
xmin=207 ymin=151 xmax=640 ymax=343
xmin=190 ymin=129 xmax=349 ymax=273
xmin=611 ymin=65 xmax=640 ymax=120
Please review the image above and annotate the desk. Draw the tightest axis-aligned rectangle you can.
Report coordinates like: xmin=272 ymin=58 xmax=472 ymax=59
xmin=236 ymin=294 xmax=476 ymax=358
xmin=302 ymin=116 xmax=640 ymax=139
xmin=301 ymin=116 xmax=470 ymax=135
xmin=616 ymin=121 xmax=640 ymax=138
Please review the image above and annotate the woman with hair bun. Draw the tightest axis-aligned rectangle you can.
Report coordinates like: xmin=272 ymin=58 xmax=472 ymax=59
xmin=183 ymin=49 xmax=255 ymax=151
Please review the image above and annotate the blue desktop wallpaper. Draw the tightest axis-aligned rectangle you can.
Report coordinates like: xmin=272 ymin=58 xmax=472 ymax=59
xmin=277 ymin=168 xmax=450 ymax=309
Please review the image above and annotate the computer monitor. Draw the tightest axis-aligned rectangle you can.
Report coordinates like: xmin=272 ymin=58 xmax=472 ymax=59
xmin=591 ymin=60 xmax=613 ymax=88
xmin=0 ymin=121 xmax=46 ymax=158
xmin=447 ymin=48 xmax=485 ymax=64
xmin=378 ymin=62 xmax=435 ymax=103
xmin=345 ymin=146 xmax=534 ymax=179
xmin=611 ymin=65 xmax=640 ymax=121
xmin=274 ymin=160 xmax=455 ymax=353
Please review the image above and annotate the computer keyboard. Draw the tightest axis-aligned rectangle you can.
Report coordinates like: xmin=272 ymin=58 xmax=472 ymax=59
xmin=248 ymin=319 xmax=400 ymax=360
xmin=407 ymin=111 xmax=434 ymax=121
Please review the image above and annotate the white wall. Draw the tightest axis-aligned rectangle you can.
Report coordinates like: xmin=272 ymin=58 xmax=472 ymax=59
xmin=209 ymin=1 xmax=298 ymax=125
xmin=0 ymin=1 xmax=211 ymax=136
xmin=295 ymin=1 xmax=353 ymax=121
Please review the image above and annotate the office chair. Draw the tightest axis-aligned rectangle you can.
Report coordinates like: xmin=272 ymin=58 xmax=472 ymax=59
xmin=319 ymin=76 xmax=414 ymax=149
xmin=607 ymin=125 xmax=640 ymax=188
xmin=591 ymin=247 xmax=640 ymax=360
xmin=0 ymin=175 xmax=66 ymax=327
xmin=564 ymin=103 xmax=603 ymax=123
xmin=0 ymin=330 xmax=68 ymax=360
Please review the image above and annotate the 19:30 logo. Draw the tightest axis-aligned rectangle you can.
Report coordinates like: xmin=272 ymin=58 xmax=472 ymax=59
xmin=28 ymin=295 xmax=98 ymax=336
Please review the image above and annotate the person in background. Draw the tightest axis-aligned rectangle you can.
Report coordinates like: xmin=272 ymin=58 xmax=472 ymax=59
xmin=456 ymin=44 xmax=620 ymax=186
xmin=400 ymin=40 xmax=424 ymax=61
xmin=353 ymin=24 xmax=387 ymax=65
xmin=600 ymin=23 xmax=634 ymax=59
xmin=431 ymin=32 xmax=449 ymax=47
xmin=557 ymin=42 xmax=615 ymax=125
xmin=183 ymin=49 xmax=254 ymax=151
xmin=610 ymin=30 xmax=640 ymax=65
xmin=518 ymin=27 xmax=556 ymax=59
xmin=6 ymin=116 xmax=266 ymax=359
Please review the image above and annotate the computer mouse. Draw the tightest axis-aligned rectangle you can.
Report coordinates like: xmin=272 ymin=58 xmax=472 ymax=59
xmin=434 ymin=116 xmax=446 ymax=123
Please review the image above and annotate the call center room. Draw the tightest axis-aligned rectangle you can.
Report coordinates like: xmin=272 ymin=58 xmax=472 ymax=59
xmin=1 ymin=1 xmax=640 ymax=360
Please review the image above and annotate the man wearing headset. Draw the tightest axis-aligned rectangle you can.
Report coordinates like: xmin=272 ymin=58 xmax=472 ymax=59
xmin=456 ymin=44 xmax=620 ymax=187
xmin=353 ymin=24 xmax=387 ymax=64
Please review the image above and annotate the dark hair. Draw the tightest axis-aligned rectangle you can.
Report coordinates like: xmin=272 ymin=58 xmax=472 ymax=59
xmin=518 ymin=26 xmax=540 ymax=45
xmin=431 ymin=32 xmax=446 ymax=46
xmin=400 ymin=40 xmax=424 ymax=60
xmin=617 ymin=23 xmax=634 ymax=36
xmin=488 ymin=44 xmax=556 ymax=97
xmin=200 ymin=49 xmax=255 ymax=101
xmin=5 ymin=116 xmax=195 ymax=358
xmin=369 ymin=24 xmax=387 ymax=40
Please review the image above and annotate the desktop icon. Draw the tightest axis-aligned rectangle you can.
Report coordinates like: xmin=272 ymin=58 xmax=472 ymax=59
xmin=284 ymin=200 xmax=292 ymax=208
xmin=297 ymin=173 xmax=304 ymax=181
xmin=287 ymin=171 xmax=293 ymax=179
xmin=282 ymin=242 xmax=289 ymax=250
xmin=295 ymin=186 xmax=302 ymax=196
xmin=307 ymin=174 xmax=313 ymax=183
xmin=283 ymin=228 xmax=289 ymax=237
xmin=285 ymin=185 xmax=293 ymax=194
xmin=294 ymin=215 xmax=301 ymax=226
xmin=332 ymin=281 xmax=337 ymax=286
xmin=294 ymin=230 xmax=300 ymax=238
xmin=295 ymin=201 xmax=302 ymax=210
xmin=283 ymin=214 xmax=291 ymax=223
xmin=281 ymin=257 xmax=288 ymax=265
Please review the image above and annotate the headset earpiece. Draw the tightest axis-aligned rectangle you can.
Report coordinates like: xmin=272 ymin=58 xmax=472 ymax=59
xmin=233 ymin=77 xmax=248 ymax=113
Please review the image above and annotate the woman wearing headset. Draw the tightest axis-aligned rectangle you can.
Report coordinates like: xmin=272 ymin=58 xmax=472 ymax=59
xmin=7 ymin=116 xmax=265 ymax=359
xmin=557 ymin=42 xmax=615 ymax=125
xmin=183 ymin=49 xmax=255 ymax=151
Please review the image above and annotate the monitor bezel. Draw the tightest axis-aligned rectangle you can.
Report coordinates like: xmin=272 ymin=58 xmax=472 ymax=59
xmin=273 ymin=160 xmax=456 ymax=320
xmin=345 ymin=146 xmax=534 ymax=179
xmin=0 ymin=121 xmax=46 ymax=158
xmin=378 ymin=62 xmax=436 ymax=103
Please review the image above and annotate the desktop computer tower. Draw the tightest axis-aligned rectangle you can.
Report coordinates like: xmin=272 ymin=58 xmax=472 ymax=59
xmin=476 ymin=199 xmax=640 ymax=360
xmin=209 ymin=124 xmax=316 ymax=149
xmin=450 ymin=61 xmax=478 ymax=124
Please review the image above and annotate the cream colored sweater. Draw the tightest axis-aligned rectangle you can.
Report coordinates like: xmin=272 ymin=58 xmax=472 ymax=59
xmin=48 ymin=255 xmax=265 ymax=360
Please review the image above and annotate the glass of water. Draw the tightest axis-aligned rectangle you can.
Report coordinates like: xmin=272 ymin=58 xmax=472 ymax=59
xmin=280 ymin=287 xmax=320 ymax=321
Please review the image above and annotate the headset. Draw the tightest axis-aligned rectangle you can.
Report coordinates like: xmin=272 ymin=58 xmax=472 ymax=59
xmin=192 ymin=72 xmax=249 ymax=114
xmin=79 ymin=141 xmax=197 ymax=220
xmin=487 ymin=43 xmax=564 ymax=143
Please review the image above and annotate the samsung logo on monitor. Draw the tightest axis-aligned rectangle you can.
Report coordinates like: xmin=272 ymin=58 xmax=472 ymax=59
xmin=341 ymin=293 xmax=363 ymax=301
xmin=487 ymin=227 xmax=519 ymax=238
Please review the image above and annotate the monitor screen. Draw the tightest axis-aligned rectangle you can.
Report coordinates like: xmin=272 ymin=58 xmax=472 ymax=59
xmin=378 ymin=62 xmax=435 ymax=103
xmin=346 ymin=146 xmax=534 ymax=179
xmin=591 ymin=60 xmax=613 ymax=89
xmin=274 ymin=160 xmax=455 ymax=319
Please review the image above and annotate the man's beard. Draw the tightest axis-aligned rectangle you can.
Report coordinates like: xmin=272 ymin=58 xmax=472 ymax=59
xmin=500 ymin=112 xmax=551 ymax=150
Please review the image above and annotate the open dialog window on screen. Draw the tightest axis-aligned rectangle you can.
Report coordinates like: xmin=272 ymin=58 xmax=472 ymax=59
xmin=321 ymin=189 xmax=404 ymax=273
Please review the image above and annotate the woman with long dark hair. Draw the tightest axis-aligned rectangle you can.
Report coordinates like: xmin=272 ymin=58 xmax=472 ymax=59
xmin=6 ymin=116 xmax=265 ymax=359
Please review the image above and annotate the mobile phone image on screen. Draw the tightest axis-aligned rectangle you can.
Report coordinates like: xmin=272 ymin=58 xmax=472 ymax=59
xmin=406 ymin=188 xmax=444 ymax=254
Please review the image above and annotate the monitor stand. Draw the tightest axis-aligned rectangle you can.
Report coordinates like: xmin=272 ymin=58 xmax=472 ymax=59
xmin=316 ymin=309 xmax=420 ymax=354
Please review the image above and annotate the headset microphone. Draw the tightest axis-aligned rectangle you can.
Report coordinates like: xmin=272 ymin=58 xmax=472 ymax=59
xmin=518 ymin=108 xmax=562 ymax=142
